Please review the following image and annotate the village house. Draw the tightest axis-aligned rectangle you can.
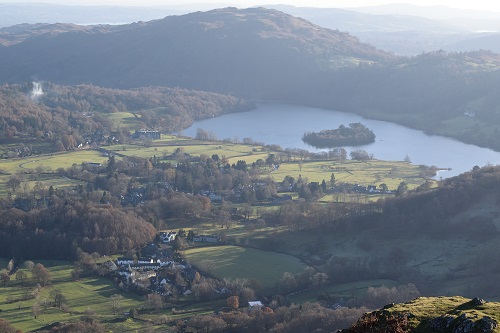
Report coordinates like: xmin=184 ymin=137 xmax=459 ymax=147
xmin=159 ymin=231 xmax=177 ymax=243
xmin=248 ymin=301 xmax=263 ymax=310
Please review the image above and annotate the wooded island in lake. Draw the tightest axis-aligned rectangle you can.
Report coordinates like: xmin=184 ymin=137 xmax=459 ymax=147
xmin=302 ymin=122 xmax=376 ymax=148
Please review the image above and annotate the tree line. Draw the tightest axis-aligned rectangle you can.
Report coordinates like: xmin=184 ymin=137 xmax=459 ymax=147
xmin=302 ymin=123 xmax=375 ymax=148
xmin=0 ymin=82 xmax=253 ymax=154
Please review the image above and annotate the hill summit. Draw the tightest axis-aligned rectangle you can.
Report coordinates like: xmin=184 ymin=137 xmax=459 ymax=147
xmin=342 ymin=296 xmax=499 ymax=333
xmin=0 ymin=7 xmax=392 ymax=97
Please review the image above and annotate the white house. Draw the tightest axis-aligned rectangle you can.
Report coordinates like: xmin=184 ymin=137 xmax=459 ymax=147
xmin=159 ymin=231 xmax=177 ymax=243
xmin=248 ymin=301 xmax=263 ymax=310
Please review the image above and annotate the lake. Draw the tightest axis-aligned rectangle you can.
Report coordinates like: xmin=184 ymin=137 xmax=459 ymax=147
xmin=184 ymin=103 xmax=500 ymax=178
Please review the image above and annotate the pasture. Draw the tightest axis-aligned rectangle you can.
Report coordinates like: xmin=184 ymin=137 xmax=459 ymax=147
xmin=183 ymin=245 xmax=306 ymax=289
xmin=0 ymin=150 xmax=108 ymax=174
xmin=268 ymin=159 xmax=430 ymax=190
xmin=288 ymin=279 xmax=398 ymax=304
xmin=107 ymin=139 xmax=267 ymax=164
xmin=103 ymin=111 xmax=141 ymax=131
xmin=0 ymin=260 xmax=153 ymax=332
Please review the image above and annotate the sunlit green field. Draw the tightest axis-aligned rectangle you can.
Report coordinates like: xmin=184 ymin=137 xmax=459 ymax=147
xmin=0 ymin=258 xmax=223 ymax=332
xmin=268 ymin=159 xmax=430 ymax=191
xmin=0 ymin=150 xmax=108 ymax=174
xmin=103 ymin=112 xmax=141 ymax=131
xmin=0 ymin=138 xmax=434 ymax=202
xmin=0 ymin=260 xmax=144 ymax=333
xmin=184 ymin=245 xmax=306 ymax=289
xmin=108 ymin=140 xmax=267 ymax=164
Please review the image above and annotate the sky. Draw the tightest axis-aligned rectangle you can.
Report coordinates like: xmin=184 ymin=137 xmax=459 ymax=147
xmin=1 ymin=0 xmax=500 ymax=12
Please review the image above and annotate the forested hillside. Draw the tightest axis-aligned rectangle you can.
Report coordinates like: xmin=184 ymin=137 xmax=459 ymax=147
xmin=0 ymin=7 xmax=392 ymax=98
xmin=0 ymin=83 xmax=251 ymax=150
xmin=1 ymin=8 xmax=500 ymax=150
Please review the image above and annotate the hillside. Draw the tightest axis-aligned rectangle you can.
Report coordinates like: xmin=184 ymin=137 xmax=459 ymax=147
xmin=1 ymin=8 xmax=500 ymax=151
xmin=0 ymin=83 xmax=251 ymax=150
xmin=342 ymin=296 xmax=500 ymax=333
xmin=0 ymin=7 xmax=391 ymax=99
xmin=448 ymin=33 xmax=500 ymax=54
xmin=305 ymin=165 xmax=500 ymax=299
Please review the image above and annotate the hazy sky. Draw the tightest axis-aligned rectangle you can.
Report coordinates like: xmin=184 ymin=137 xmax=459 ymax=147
xmin=1 ymin=0 xmax=500 ymax=12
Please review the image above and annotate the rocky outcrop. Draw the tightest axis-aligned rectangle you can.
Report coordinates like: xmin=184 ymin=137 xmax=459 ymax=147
xmin=430 ymin=313 xmax=497 ymax=333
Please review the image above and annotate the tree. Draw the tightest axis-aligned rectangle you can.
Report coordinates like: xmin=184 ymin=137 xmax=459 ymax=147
xmin=330 ymin=173 xmax=336 ymax=187
xmin=310 ymin=272 xmax=329 ymax=288
xmin=0 ymin=318 xmax=17 ymax=333
xmin=172 ymin=237 xmax=188 ymax=252
xmin=6 ymin=177 xmax=21 ymax=192
xmin=216 ymin=209 xmax=231 ymax=228
xmin=189 ymin=315 xmax=226 ymax=333
xmin=109 ymin=294 xmax=124 ymax=315
xmin=240 ymin=203 xmax=253 ymax=220
xmin=15 ymin=270 xmax=27 ymax=285
xmin=379 ymin=183 xmax=388 ymax=192
xmin=350 ymin=149 xmax=372 ymax=161
xmin=80 ymin=309 xmax=98 ymax=323
xmin=278 ymin=272 xmax=298 ymax=294
xmin=227 ymin=295 xmax=239 ymax=310
xmin=1 ymin=270 xmax=10 ymax=284
xmin=24 ymin=260 xmax=35 ymax=272
xmin=49 ymin=289 xmax=67 ymax=309
xmin=32 ymin=263 xmax=51 ymax=286
xmin=396 ymin=182 xmax=408 ymax=196
xmin=146 ymin=293 xmax=163 ymax=312
xmin=31 ymin=301 xmax=41 ymax=319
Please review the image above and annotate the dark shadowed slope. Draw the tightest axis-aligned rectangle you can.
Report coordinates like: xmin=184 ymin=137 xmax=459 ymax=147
xmin=0 ymin=7 xmax=392 ymax=98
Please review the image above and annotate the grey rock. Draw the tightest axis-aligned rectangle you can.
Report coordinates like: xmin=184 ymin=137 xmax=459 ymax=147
xmin=475 ymin=316 xmax=497 ymax=333
xmin=430 ymin=314 xmax=454 ymax=331
xmin=452 ymin=314 xmax=475 ymax=333
xmin=470 ymin=297 xmax=486 ymax=306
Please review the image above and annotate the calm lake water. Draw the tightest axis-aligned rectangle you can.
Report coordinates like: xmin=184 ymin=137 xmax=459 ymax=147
xmin=184 ymin=103 xmax=500 ymax=178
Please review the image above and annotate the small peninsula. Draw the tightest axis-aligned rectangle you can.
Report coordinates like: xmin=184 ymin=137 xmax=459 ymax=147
xmin=302 ymin=122 xmax=376 ymax=148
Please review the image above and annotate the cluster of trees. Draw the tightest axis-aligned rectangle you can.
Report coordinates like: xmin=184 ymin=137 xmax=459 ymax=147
xmin=0 ymin=319 xmax=20 ymax=333
xmin=0 ymin=145 xmax=384 ymax=260
xmin=277 ymin=268 xmax=329 ymax=295
xmin=302 ymin=123 xmax=375 ymax=148
xmin=185 ymin=303 xmax=369 ymax=333
xmin=40 ymin=83 xmax=254 ymax=132
xmin=0 ymin=84 xmax=105 ymax=150
xmin=0 ymin=199 xmax=156 ymax=259
xmin=0 ymin=82 xmax=253 ymax=153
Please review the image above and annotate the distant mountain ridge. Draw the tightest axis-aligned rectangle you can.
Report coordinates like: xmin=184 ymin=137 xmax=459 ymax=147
xmin=0 ymin=3 xmax=186 ymax=28
xmin=0 ymin=7 xmax=392 ymax=98
xmin=2 ymin=6 xmax=500 ymax=152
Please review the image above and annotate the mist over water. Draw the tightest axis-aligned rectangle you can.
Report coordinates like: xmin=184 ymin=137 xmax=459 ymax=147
xmin=185 ymin=103 xmax=500 ymax=178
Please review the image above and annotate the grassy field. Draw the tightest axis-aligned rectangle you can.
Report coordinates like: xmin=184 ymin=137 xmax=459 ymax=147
xmin=268 ymin=159 xmax=430 ymax=191
xmin=0 ymin=150 xmax=108 ymax=174
xmin=0 ymin=137 xmax=433 ymax=198
xmin=288 ymin=279 xmax=398 ymax=303
xmin=183 ymin=245 xmax=306 ymax=289
xmin=103 ymin=112 xmax=141 ymax=131
xmin=385 ymin=296 xmax=500 ymax=333
xmin=0 ymin=259 xmax=192 ymax=332
xmin=108 ymin=140 xmax=267 ymax=164
xmin=0 ymin=260 xmax=137 ymax=332
xmin=20 ymin=150 xmax=108 ymax=172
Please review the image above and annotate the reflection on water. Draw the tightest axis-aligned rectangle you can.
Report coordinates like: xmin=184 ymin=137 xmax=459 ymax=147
xmin=185 ymin=103 xmax=500 ymax=178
